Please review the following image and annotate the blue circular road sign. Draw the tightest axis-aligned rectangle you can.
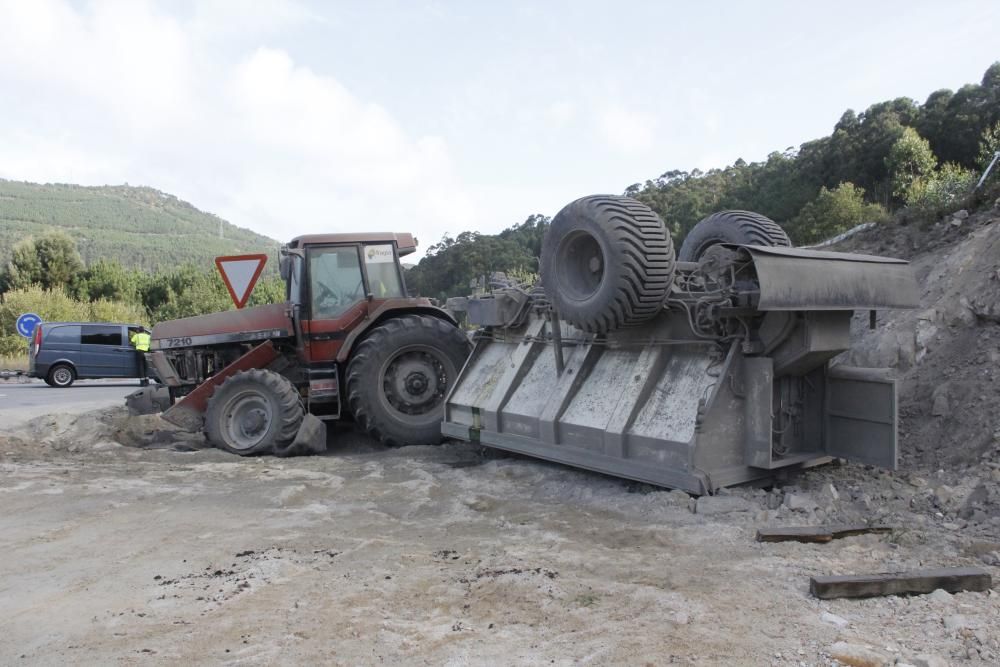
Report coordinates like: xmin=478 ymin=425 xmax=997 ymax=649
xmin=15 ymin=312 xmax=42 ymax=338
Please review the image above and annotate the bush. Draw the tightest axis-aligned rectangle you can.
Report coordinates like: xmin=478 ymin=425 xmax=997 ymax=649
xmin=789 ymin=182 xmax=888 ymax=244
xmin=905 ymin=162 xmax=976 ymax=218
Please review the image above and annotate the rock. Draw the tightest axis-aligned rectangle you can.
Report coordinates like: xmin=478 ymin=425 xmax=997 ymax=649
xmin=666 ymin=489 xmax=691 ymax=506
xmin=911 ymin=655 xmax=948 ymax=667
xmin=820 ymin=611 xmax=849 ymax=628
xmin=930 ymin=385 xmax=950 ymax=417
xmin=828 ymin=641 xmax=891 ymax=667
xmin=784 ymin=493 xmax=817 ymax=512
xmin=926 ymin=588 xmax=952 ymax=604
xmin=765 ymin=491 xmax=783 ymax=510
xmin=933 ymin=484 xmax=955 ymax=506
xmin=958 ymin=484 xmax=988 ymax=518
xmin=952 ymin=297 xmax=979 ymax=326
xmin=953 ymin=209 xmax=969 ymax=220
xmin=981 ymin=551 xmax=1000 ymax=566
xmin=821 ymin=483 xmax=840 ymax=503
xmin=695 ymin=495 xmax=753 ymax=515
xmin=943 ymin=614 xmax=972 ymax=632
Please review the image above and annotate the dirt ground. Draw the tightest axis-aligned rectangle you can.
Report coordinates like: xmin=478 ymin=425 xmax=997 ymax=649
xmin=1 ymin=408 xmax=997 ymax=666
xmin=3 ymin=208 xmax=1000 ymax=665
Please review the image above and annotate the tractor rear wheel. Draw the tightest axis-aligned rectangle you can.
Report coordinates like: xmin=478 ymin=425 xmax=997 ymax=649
xmin=678 ymin=210 xmax=791 ymax=262
xmin=205 ymin=369 xmax=304 ymax=456
xmin=346 ymin=315 xmax=471 ymax=446
xmin=540 ymin=195 xmax=675 ymax=333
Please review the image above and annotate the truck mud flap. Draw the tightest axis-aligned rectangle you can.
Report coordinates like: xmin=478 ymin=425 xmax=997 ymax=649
xmin=824 ymin=365 xmax=898 ymax=469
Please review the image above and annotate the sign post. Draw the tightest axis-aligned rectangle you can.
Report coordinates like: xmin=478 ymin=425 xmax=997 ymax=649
xmin=215 ymin=254 xmax=268 ymax=309
xmin=15 ymin=313 xmax=41 ymax=338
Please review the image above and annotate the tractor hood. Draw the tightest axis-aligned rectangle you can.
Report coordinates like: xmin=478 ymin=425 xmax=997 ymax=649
xmin=150 ymin=302 xmax=294 ymax=350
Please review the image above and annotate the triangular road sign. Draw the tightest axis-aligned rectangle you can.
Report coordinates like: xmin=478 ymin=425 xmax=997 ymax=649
xmin=215 ymin=254 xmax=268 ymax=309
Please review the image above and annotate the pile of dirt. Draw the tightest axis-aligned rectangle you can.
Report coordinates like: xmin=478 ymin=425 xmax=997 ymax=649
xmin=0 ymin=407 xmax=211 ymax=461
xmin=834 ymin=206 xmax=1000 ymax=472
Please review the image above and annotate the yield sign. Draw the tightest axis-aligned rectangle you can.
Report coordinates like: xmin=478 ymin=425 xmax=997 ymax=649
xmin=215 ymin=254 xmax=268 ymax=309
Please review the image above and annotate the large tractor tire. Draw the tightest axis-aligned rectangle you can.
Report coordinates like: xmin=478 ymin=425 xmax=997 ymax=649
xmin=540 ymin=195 xmax=675 ymax=333
xmin=205 ymin=369 xmax=304 ymax=456
xmin=346 ymin=314 xmax=471 ymax=446
xmin=678 ymin=210 xmax=791 ymax=262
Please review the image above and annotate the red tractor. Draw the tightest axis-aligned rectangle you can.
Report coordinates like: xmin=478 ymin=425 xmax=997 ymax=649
xmin=129 ymin=233 xmax=470 ymax=455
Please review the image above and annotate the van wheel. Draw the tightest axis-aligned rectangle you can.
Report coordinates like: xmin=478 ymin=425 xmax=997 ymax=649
xmin=47 ymin=364 xmax=76 ymax=388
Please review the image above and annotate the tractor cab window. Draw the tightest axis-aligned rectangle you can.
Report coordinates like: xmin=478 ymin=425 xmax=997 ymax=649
xmin=286 ymin=254 xmax=303 ymax=305
xmin=309 ymin=246 xmax=365 ymax=319
xmin=362 ymin=244 xmax=404 ymax=299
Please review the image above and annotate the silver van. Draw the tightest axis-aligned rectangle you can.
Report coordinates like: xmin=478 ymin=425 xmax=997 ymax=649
xmin=28 ymin=322 xmax=150 ymax=387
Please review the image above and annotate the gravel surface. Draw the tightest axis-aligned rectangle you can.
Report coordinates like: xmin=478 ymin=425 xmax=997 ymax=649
xmin=0 ymin=408 xmax=997 ymax=665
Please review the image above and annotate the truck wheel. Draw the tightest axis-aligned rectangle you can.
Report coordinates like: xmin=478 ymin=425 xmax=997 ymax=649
xmin=47 ymin=364 xmax=76 ymax=388
xmin=678 ymin=210 xmax=791 ymax=262
xmin=204 ymin=369 xmax=304 ymax=456
xmin=540 ymin=195 xmax=675 ymax=333
xmin=346 ymin=315 xmax=471 ymax=446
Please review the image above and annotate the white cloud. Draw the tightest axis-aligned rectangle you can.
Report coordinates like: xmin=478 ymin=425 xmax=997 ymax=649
xmin=0 ymin=0 xmax=475 ymax=259
xmin=596 ymin=105 xmax=656 ymax=155
xmin=544 ymin=101 xmax=576 ymax=127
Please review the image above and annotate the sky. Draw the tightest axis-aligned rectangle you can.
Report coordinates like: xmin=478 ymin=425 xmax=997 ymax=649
xmin=1 ymin=0 xmax=998 ymax=259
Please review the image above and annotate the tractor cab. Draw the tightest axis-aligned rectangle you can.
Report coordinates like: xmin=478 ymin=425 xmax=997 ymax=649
xmin=280 ymin=233 xmax=421 ymax=365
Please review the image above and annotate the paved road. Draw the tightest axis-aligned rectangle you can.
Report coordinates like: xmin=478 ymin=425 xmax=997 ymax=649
xmin=0 ymin=379 xmax=142 ymax=428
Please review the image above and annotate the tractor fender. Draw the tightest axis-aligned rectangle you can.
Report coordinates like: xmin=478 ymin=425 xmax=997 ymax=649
xmin=335 ymin=302 xmax=458 ymax=364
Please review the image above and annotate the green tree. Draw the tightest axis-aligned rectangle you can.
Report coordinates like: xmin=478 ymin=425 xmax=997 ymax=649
xmin=790 ymin=183 xmax=888 ymax=244
xmin=886 ymin=127 xmax=937 ymax=200
xmin=2 ymin=230 xmax=84 ymax=291
xmin=977 ymin=120 xmax=1000 ymax=170
xmin=74 ymin=259 xmax=143 ymax=303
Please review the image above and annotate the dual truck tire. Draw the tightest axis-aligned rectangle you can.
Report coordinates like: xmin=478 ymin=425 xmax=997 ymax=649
xmin=540 ymin=196 xmax=791 ymax=333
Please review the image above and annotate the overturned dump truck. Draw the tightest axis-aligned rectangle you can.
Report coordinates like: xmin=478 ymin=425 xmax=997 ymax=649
xmin=442 ymin=195 xmax=919 ymax=494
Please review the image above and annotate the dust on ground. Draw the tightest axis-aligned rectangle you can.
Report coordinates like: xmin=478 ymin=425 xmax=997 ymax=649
xmin=1 ymin=406 xmax=997 ymax=666
xmin=2 ymin=207 xmax=1000 ymax=665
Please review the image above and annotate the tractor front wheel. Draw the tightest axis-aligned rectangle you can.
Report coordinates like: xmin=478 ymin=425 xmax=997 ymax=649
xmin=346 ymin=315 xmax=471 ymax=446
xmin=205 ymin=369 xmax=304 ymax=456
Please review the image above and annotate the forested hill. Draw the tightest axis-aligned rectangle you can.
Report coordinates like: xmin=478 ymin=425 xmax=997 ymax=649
xmin=0 ymin=180 xmax=278 ymax=272
xmin=407 ymin=62 xmax=1000 ymax=300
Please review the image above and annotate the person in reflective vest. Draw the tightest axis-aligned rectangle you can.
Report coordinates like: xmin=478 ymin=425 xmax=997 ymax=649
xmin=129 ymin=328 xmax=151 ymax=386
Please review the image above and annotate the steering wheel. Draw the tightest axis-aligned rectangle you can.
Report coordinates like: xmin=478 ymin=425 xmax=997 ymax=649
xmin=315 ymin=280 xmax=342 ymax=308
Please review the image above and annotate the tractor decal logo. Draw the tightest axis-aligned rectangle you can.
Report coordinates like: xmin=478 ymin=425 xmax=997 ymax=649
xmin=365 ymin=244 xmax=394 ymax=263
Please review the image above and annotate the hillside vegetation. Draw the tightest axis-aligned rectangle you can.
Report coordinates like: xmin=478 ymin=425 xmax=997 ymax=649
xmin=407 ymin=62 xmax=1000 ymax=299
xmin=0 ymin=180 xmax=278 ymax=272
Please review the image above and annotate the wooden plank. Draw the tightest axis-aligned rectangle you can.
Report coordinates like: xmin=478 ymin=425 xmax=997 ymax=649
xmin=757 ymin=526 xmax=834 ymax=543
xmin=829 ymin=525 xmax=892 ymax=540
xmin=810 ymin=567 xmax=992 ymax=600
xmin=756 ymin=525 xmax=892 ymax=544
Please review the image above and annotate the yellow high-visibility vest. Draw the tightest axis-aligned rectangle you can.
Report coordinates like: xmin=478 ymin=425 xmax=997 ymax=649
xmin=131 ymin=332 xmax=151 ymax=352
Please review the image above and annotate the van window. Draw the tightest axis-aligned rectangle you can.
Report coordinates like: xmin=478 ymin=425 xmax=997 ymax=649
xmin=46 ymin=325 xmax=81 ymax=344
xmin=81 ymin=325 xmax=123 ymax=346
